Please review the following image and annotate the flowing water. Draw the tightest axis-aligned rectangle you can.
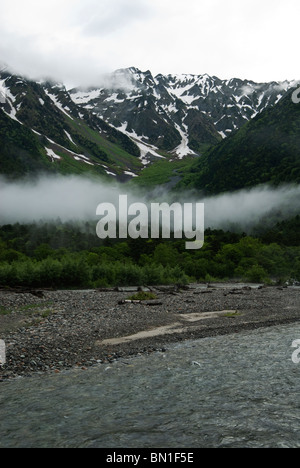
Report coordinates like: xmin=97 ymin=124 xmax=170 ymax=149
xmin=0 ymin=323 xmax=299 ymax=448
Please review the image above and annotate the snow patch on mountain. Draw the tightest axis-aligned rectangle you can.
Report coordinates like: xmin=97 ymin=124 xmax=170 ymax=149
xmin=0 ymin=77 xmax=23 ymax=123
xmin=173 ymin=123 xmax=195 ymax=159
xmin=69 ymin=68 xmax=297 ymax=160
xmin=44 ymin=89 xmax=74 ymax=120
xmin=45 ymin=147 xmax=61 ymax=161
xmin=116 ymin=122 xmax=165 ymax=165
xmin=64 ymin=130 xmax=76 ymax=146
xmin=70 ymin=89 xmax=102 ymax=105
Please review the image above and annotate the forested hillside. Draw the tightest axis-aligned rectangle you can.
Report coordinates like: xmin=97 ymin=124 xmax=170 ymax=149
xmin=179 ymin=89 xmax=300 ymax=194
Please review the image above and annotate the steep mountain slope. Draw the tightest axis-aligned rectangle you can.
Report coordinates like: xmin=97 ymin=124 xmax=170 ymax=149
xmin=1 ymin=67 xmax=298 ymax=185
xmin=178 ymin=88 xmax=300 ymax=194
xmin=0 ymin=107 xmax=52 ymax=178
xmin=0 ymin=72 xmax=141 ymax=179
xmin=70 ymin=67 xmax=295 ymax=162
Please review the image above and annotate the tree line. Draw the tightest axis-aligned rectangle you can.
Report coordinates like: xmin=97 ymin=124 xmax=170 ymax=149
xmin=0 ymin=218 xmax=299 ymax=289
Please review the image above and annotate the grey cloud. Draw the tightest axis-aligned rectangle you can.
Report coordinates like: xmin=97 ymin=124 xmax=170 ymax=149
xmin=0 ymin=0 xmax=298 ymax=86
xmin=0 ymin=0 xmax=156 ymax=86
xmin=76 ymin=0 xmax=154 ymax=37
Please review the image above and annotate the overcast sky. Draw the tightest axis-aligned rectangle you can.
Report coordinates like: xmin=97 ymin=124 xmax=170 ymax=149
xmin=0 ymin=0 xmax=299 ymax=86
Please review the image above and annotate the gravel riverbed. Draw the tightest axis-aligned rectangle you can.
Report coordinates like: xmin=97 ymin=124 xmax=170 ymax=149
xmin=0 ymin=284 xmax=299 ymax=380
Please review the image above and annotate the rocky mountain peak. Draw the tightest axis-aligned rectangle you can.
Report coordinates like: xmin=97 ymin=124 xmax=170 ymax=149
xmin=69 ymin=68 xmax=297 ymax=161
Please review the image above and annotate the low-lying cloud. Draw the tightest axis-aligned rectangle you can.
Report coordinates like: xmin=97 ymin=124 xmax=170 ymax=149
xmin=0 ymin=175 xmax=300 ymax=233
xmin=203 ymin=185 xmax=300 ymax=230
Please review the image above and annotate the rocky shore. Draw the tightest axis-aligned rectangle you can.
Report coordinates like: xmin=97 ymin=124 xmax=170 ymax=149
xmin=0 ymin=284 xmax=299 ymax=381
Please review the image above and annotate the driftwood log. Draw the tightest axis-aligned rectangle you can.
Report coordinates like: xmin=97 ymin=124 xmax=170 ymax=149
xmin=118 ymin=299 xmax=163 ymax=306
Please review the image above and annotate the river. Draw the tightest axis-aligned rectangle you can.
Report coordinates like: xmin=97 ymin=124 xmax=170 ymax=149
xmin=0 ymin=322 xmax=299 ymax=448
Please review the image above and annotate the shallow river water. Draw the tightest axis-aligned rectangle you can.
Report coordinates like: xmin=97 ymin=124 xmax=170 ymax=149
xmin=0 ymin=323 xmax=299 ymax=448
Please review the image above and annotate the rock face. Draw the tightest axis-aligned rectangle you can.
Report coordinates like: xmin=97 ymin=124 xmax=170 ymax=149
xmin=180 ymin=87 xmax=300 ymax=194
xmin=0 ymin=71 xmax=142 ymax=179
xmin=1 ymin=66 xmax=298 ymax=173
xmin=69 ymin=67 xmax=296 ymax=159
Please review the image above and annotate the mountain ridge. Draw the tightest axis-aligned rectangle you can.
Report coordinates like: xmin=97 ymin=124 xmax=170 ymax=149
xmin=69 ymin=67 xmax=297 ymax=162
xmin=177 ymin=88 xmax=300 ymax=194
xmin=0 ymin=71 xmax=142 ymax=179
xmin=0 ymin=66 xmax=299 ymax=188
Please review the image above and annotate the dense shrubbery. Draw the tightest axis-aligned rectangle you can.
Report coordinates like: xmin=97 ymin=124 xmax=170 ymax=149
xmin=0 ymin=255 xmax=189 ymax=289
xmin=0 ymin=219 xmax=299 ymax=288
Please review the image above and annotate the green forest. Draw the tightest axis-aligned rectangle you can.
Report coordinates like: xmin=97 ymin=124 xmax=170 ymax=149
xmin=178 ymin=90 xmax=300 ymax=194
xmin=0 ymin=217 xmax=299 ymax=289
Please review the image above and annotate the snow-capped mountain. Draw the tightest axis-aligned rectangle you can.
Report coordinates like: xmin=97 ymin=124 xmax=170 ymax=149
xmin=1 ymin=66 xmax=298 ymax=181
xmin=0 ymin=71 xmax=141 ymax=179
xmin=70 ymin=67 xmax=297 ymax=162
xmin=179 ymin=87 xmax=300 ymax=194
